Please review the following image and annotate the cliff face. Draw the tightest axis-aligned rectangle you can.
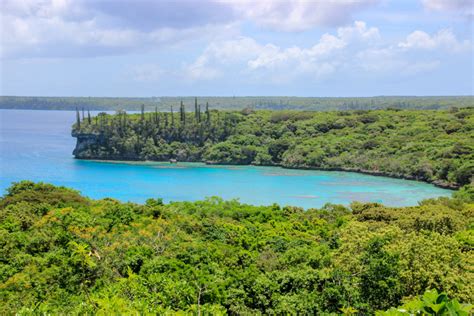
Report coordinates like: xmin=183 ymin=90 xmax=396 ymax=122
xmin=72 ymin=131 xmax=106 ymax=159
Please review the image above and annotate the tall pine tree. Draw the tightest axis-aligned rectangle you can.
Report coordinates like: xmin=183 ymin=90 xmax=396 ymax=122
xmin=75 ymin=107 xmax=81 ymax=129
xmin=206 ymin=102 xmax=210 ymax=123
xmin=180 ymin=101 xmax=186 ymax=126
xmin=194 ymin=97 xmax=198 ymax=121
xmin=171 ymin=105 xmax=175 ymax=128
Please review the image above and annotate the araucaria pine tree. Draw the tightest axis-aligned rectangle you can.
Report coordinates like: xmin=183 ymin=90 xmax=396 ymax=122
xmin=194 ymin=97 xmax=199 ymax=122
xmin=76 ymin=108 xmax=81 ymax=129
xmin=206 ymin=102 xmax=210 ymax=123
xmin=180 ymin=101 xmax=186 ymax=126
xmin=171 ymin=105 xmax=175 ymax=128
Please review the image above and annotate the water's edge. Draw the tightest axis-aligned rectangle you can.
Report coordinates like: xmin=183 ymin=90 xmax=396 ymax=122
xmin=74 ymin=157 xmax=457 ymax=191
xmin=1 ymin=109 xmax=453 ymax=208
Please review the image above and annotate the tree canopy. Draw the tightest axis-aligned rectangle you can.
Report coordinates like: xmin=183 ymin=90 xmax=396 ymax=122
xmin=73 ymin=106 xmax=474 ymax=188
xmin=1 ymin=181 xmax=472 ymax=314
xmin=2 ymin=95 xmax=473 ymax=111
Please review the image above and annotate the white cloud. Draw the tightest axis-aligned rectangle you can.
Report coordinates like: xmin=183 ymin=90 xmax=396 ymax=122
xmin=226 ymin=0 xmax=380 ymax=31
xmin=247 ymin=34 xmax=345 ymax=71
xmin=185 ymin=22 xmax=471 ymax=83
xmin=337 ymin=20 xmax=380 ymax=42
xmin=357 ymin=29 xmax=472 ymax=75
xmin=398 ymin=29 xmax=471 ymax=52
xmin=183 ymin=36 xmax=262 ymax=80
xmin=0 ymin=0 xmax=382 ymax=59
xmin=186 ymin=21 xmax=378 ymax=82
xmin=3 ymin=0 xmax=472 ymax=90
xmin=184 ymin=35 xmax=344 ymax=81
xmin=0 ymin=0 xmax=238 ymax=59
xmin=0 ymin=10 xmax=237 ymax=59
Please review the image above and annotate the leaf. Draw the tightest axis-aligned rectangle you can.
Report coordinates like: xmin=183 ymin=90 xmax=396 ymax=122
xmin=428 ymin=302 xmax=445 ymax=313
xmin=436 ymin=292 xmax=448 ymax=304
xmin=422 ymin=289 xmax=439 ymax=305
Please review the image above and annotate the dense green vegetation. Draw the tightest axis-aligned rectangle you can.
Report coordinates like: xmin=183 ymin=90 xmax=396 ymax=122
xmin=72 ymin=104 xmax=473 ymax=188
xmin=2 ymin=95 xmax=474 ymax=111
xmin=378 ymin=289 xmax=473 ymax=315
xmin=1 ymin=181 xmax=473 ymax=314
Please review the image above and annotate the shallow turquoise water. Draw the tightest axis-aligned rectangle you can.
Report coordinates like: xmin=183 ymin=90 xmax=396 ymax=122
xmin=0 ymin=109 xmax=452 ymax=208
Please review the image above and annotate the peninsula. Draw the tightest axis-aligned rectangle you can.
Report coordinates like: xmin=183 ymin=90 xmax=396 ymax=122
xmin=72 ymin=101 xmax=473 ymax=189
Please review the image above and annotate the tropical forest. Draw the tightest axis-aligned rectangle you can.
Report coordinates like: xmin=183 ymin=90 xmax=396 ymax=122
xmin=1 ymin=0 xmax=474 ymax=315
xmin=72 ymin=101 xmax=473 ymax=189
xmin=0 ymin=181 xmax=473 ymax=314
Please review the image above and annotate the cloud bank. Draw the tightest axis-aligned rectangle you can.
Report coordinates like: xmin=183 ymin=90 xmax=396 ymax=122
xmin=1 ymin=0 xmax=382 ymax=59
xmin=183 ymin=22 xmax=470 ymax=83
xmin=1 ymin=0 xmax=472 ymax=96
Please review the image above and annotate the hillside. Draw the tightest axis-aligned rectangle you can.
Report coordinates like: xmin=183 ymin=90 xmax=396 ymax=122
xmin=0 ymin=181 xmax=473 ymax=314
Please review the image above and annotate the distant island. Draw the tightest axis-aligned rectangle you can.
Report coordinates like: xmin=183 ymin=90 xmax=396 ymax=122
xmin=2 ymin=95 xmax=474 ymax=111
xmin=72 ymin=101 xmax=473 ymax=189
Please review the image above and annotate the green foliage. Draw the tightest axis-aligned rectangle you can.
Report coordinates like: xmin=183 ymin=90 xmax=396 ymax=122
xmin=360 ymin=237 xmax=402 ymax=310
xmin=0 ymin=182 xmax=472 ymax=314
xmin=378 ymin=289 xmax=473 ymax=315
xmin=73 ymin=107 xmax=474 ymax=188
xmin=453 ymin=184 xmax=474 ymax=203
xmin=3 ymin=95 xmax=474 ymax=111
xmin=1 ymin=180 xmax=87 ymax=208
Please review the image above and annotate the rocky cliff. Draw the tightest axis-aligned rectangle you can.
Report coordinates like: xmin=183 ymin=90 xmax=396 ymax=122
xmin=72 ymin=131 xmax=106 ymax=159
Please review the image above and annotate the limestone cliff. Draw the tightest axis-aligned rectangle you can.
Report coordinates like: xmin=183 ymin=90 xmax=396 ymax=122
xmin=72 ymin=131 xmax=106 ymax=159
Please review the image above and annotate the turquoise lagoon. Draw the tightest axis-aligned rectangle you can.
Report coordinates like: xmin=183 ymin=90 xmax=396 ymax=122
xmin=0 ymin=109 xmax=452 ymax=208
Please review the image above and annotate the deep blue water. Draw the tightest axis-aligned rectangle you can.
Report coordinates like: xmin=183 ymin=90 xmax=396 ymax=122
xmin=0 ymin=109 xmax=452 ymax=208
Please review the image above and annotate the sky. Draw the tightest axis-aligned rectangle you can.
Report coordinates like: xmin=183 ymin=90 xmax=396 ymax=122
xmin=0 ymin=0 xmax=473 ymax=97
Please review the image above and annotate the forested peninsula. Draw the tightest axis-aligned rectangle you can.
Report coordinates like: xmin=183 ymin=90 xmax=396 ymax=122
xmin=1 ymin=181 xmax=473 ymax=314
xmin=72 ymin=103 xmax=473 ymax=189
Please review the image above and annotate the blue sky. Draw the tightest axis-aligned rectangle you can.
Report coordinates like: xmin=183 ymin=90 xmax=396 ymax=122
xmin=1 ymin=0 xmax=473 ymax=97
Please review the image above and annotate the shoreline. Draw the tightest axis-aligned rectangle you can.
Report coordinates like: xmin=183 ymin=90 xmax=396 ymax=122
xmin=74 ymin=157 xmax=458 ymax=191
